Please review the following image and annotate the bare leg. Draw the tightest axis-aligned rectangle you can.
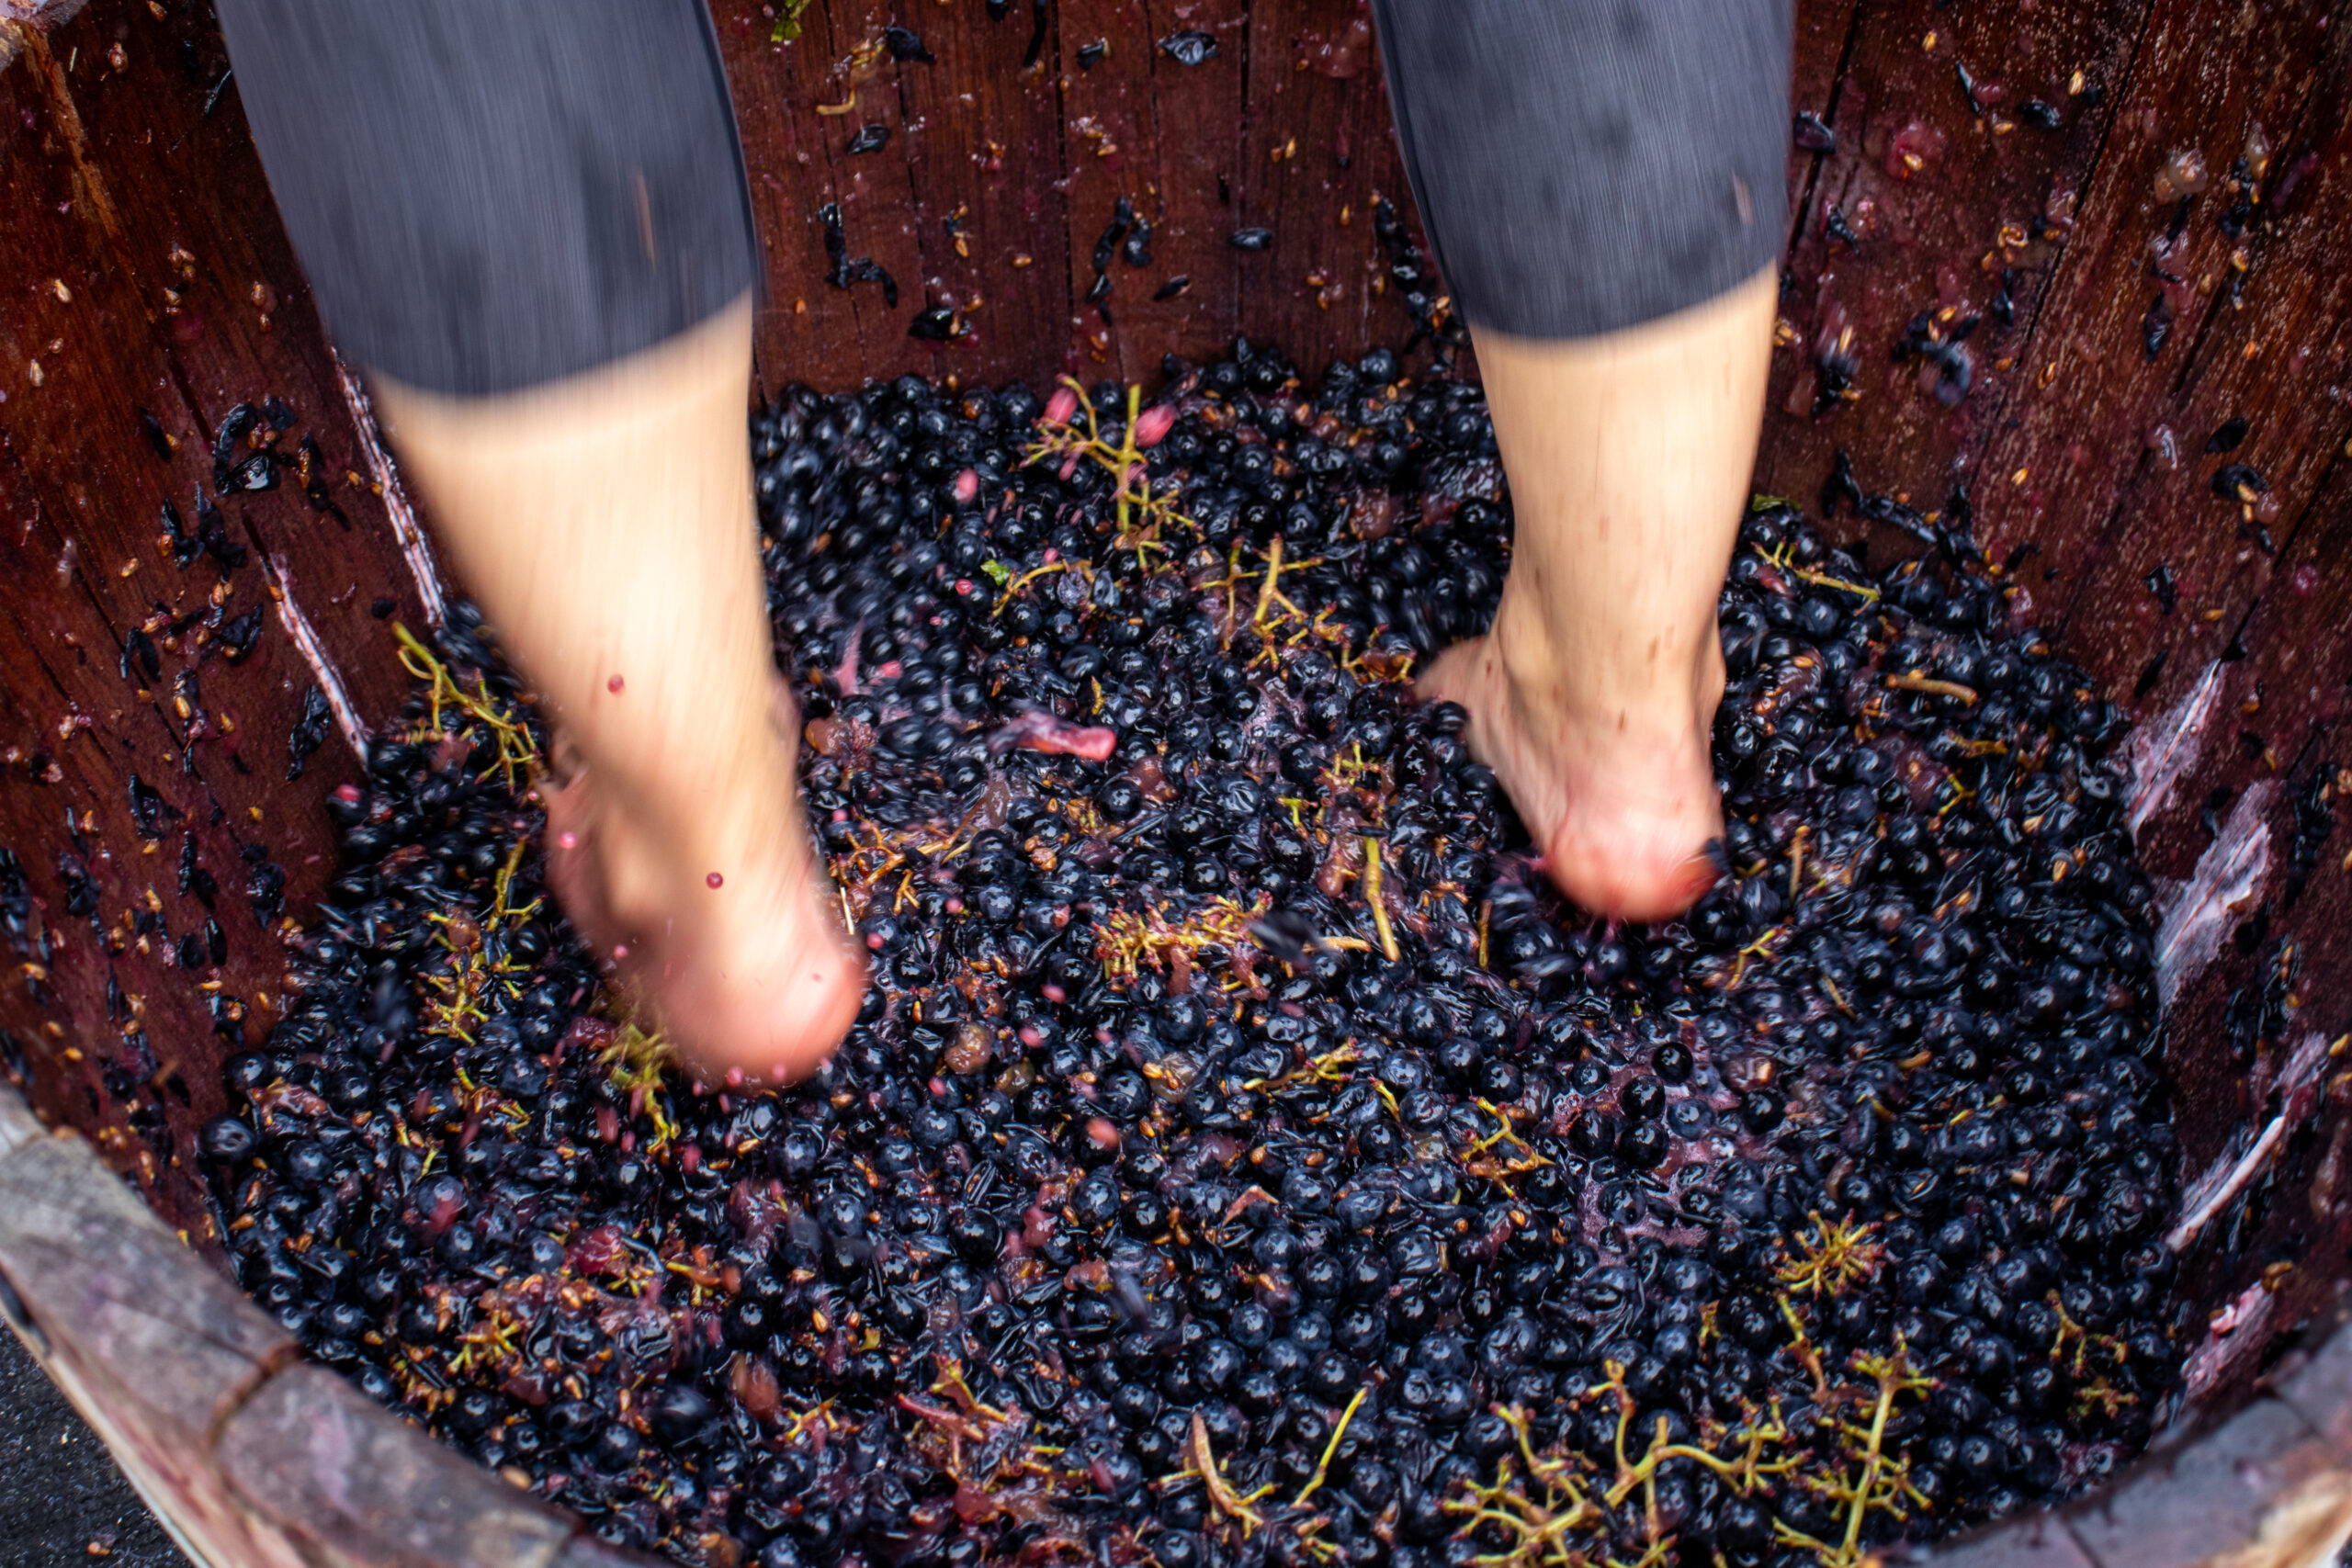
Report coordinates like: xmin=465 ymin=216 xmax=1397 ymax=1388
xmin=1419 ymin=266 xmax=1777 ymax=920
xmin=373 ymin=298 xmax=865 ymax=1084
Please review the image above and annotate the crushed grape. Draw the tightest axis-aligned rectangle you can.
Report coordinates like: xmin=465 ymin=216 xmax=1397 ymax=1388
xmin=209 ymin=344 xmax=2184 ymax=1568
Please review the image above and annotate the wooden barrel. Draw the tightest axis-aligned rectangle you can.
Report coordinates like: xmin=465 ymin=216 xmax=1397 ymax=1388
xmin=1 ymin=1 xmax=2348 ymax=1562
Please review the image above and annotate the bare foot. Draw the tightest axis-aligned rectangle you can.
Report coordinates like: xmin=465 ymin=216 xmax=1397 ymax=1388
xmin=540 ymin=685 xmax=865 ymax=1086
xmin=1419 ymin=607 xmax=1725 ymax=921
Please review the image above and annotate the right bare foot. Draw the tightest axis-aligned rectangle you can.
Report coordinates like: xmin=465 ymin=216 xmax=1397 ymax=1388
xmin=1415 ymin=276 xmax=1773 ymax=921
xmin=1419 ymin=595 xmax=1726 ymax=922
xmin=539 ymin=687 xmax=865 ymax=1086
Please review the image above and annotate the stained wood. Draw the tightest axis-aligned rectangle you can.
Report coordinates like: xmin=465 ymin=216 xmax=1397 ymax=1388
xmin=1754 ymin=0 xmax=2154 ymax=530
xmin=884 ymin=0 xmax=1072 ymax=386
xmin=2132 ymin=458 xmax=2352 ymax=1344
xmin=1970 ymin=9 xmax=2352 ymax=1335
xmin=1777 ymin=0 xmax=1861 ymax=326
xmin=0 ymin=1082 xmax=657 ymax=1568
xmin=216 ymin=1365 xmax=578 ymax=1568
xmin=0 ymin=5 xmax=445 ymax=1239
xmin=716 ymin=0 xmax=1424 ymax=391
xmin=1979 ymin=3 xmax=2352 ymax=664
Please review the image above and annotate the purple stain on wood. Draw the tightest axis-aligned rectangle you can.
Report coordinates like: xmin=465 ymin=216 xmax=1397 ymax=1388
xmin=2182 ymin=1278 xmax=2277 ymax=1404
xmin=266 ymin=565 xmax=371 ymax=761
xmin=2154 ymin=778 xmax=2278 ymax=1011
xmin=2128 ymin=659 xmax=2226 ymax=835
xmin=2169 ymin=1029 xmax=2333 ymax=1253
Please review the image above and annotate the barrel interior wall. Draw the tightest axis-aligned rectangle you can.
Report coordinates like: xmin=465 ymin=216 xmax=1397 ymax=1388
xmin=0 ymin=0 xmax=2344 ymax=1418
xmin=713 ymin=0 xmax=1423 ymax=405
xmin=1753 ymin=0 xmax=2352 ymax=1371
xmin=0 ymin=4 xmax=439 ymax=1245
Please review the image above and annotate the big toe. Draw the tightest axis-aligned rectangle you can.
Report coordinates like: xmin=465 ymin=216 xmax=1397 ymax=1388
xmin=667 ymin=917 xmax=865 ymax=1085
xmin=1549 ymin=843 xmax=1721 ymax=922
xmin=1543 ymin=799 xmax=1724 ymax=921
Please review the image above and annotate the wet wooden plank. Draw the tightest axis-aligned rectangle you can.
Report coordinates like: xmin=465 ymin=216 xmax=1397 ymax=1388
xmin=1056 ymin=0 xmax=1175 ymax=385
xmin=721 ymin=0 xmax=1419 ymax=392
xmin=21 ymin=3 xmax=436 ymax=695
xmin=1783 ymin=0 xmax=1863 ymax=254
xmin=2022 ymin=28 xmax=2352 ymax=1383
xmin=1129 ymin=0 xmax=1255 ymax=374
xmin=0 ymin=17 xmax=398 ymax=1238
xmin=885 ymin=0 xmax=1071 ymax=389
xmin=0 ymin=435 xmax=297 ymax=1241
xmin=1756 ymin=0 xmax=2152 ymax=554
xmin=0 ymin=240 xmax=322 ymax=1241
xmin=2126 ymin=455 xmax=2352 ymax=1356
xmin=0 ymin=535 xmax=266 ymax=1238
xmin=216 ymin=1363 xmax=579 ymax=1568
xmin=1231 ymin=2 xmax=1399 ymax=381
xmin=803 ymin=0 xmax=944 ymax=388
xmin=2001 ymin=14 xmax=2352 ymax=705
xmin=717 ymin=6 xmax=855 ymax=396
xmin=721 ymin=1 xmax=934 ymax=391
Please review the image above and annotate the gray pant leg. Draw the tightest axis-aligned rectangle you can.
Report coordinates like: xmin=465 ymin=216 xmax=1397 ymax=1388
xmin=1373 ymin=0 xmax=1792 ymax=340
xmin=216 ymin=0 xmax=758 ymax=397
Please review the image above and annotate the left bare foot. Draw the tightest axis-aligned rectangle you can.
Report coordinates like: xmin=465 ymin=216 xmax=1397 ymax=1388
xmin=541 ymin=682 xmax=865 ymax=1086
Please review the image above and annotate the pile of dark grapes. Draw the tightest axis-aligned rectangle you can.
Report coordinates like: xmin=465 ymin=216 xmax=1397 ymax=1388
xmin=202 ymin=341 xmax=2187 ymax=1568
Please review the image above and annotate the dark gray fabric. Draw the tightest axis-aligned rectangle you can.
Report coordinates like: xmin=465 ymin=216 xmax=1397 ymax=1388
xmin=1373 ymin=0 xmax=1791 ymax=340
xmin=220 ymin=0 xmax=1781 ymax=389
xmin=216 ymin=0 xmax=758 ymax=397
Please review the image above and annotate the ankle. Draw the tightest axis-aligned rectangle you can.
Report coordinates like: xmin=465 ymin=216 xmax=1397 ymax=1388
xmin=1486 ymin=593 xmax=1715 ymax=751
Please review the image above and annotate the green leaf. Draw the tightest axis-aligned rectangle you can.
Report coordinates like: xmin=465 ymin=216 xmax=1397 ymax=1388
xmin=770 ymin=0 xmax=809 ymax=42
xmin=980 ymin=559 xmax=1012 ymax=586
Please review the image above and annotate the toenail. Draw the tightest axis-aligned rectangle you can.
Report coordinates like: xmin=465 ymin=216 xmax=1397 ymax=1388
xmin=557 ymin=831 xmax=579 ymax=851
xmin=725 ymin=1066 xmax=744 ymax=1088
xmin=612 ymin=943 xmax=628 ymax=961
xmin=607 ymin=674 xmax=625 ymax=694
xmin=707 ymin=872 xmax=724 ymax=888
